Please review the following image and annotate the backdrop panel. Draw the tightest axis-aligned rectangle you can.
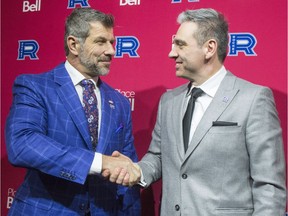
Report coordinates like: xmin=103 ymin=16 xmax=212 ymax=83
xmin=1 ymin=0 xmax=287 ymax=215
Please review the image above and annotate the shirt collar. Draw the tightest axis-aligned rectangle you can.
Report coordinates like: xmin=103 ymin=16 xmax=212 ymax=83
xmin=65 ymin=60 xmax=98 ymax=87
xmin=187 ymin=66 xmax=227 ymax=98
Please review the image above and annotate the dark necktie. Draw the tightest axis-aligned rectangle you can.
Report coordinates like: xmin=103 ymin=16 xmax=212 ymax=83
xmin=80 ymin=79 xmax=99 ymax=151
xmin=183 ymin=87 xmax=204 ymax=152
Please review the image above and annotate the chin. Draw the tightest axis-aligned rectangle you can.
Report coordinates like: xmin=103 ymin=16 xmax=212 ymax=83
xmin=175 ymin=70 xmax=184 ymax=78
xmin=98 ymin=70 xmax=110 ymax=76
xmin=91 ymin=66 xmax=110 ymax=76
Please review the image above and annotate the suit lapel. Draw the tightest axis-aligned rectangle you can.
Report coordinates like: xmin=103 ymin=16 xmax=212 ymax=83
xmin=171 ymin=84 xmax=188 ymax=159
xmin=53 ymin=64 xmax=92 ymax=149
xmin=184 ymin=72 xmax=239 ymax=162
xmin=97 ymin=80 xmax=114 ymax=153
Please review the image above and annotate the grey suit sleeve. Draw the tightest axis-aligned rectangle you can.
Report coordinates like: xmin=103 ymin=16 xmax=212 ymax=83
xmin=246 ymin=87 xmax=286 ymax=215
xmin=138 ymin=96 xmax=163 ymax=187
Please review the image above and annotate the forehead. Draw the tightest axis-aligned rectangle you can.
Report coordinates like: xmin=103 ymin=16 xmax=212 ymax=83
xmin=174 ymin=21 xmax=198 ymax=42
xmin=88 ymin=22 xmax=114 ymax=39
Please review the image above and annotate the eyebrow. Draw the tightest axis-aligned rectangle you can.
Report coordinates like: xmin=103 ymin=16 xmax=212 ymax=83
xmin=173 ymin=38 xmax=188 ymax=46
xmin=94 ymin=36 xmax=115 ymax=43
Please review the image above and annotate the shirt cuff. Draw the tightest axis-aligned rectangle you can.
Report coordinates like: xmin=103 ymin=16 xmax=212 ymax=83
xmin=89 ymin=153 xmax=102 ymax=175
xmin=137 ymin=164 xmax=147 ymax=187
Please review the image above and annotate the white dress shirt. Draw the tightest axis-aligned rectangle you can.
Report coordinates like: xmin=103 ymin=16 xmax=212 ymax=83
xmin=65 ymin=60 xmax=102 ymax=174
xmin=185 ymin=66 xmax=227 ymax=145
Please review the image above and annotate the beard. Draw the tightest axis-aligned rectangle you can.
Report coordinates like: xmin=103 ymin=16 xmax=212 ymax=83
xmin=78 ymin=49 xmax=111 ymax=77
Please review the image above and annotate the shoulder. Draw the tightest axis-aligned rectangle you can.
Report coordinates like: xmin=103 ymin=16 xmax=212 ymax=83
xmin=15 ymin=72 xmax=50 ymax=84
xmin=13 ymin=64 xmax=66 ymax=95
xmin=226 ymin=71 xmax=274 ymax=103
xmin=160 ymin=83 xmax=188 ymax=101
xmin=227 ymin=71 xmax=271 ymax=93
xmin=15 ymin=63 xmax=64 ymax=84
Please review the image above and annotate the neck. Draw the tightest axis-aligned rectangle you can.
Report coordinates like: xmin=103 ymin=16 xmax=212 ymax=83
xmin=66 ymin=57 xmax=99 ymax=83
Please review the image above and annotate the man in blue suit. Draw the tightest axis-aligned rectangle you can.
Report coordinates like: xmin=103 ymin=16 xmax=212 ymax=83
xmin=5 ymin=8 xmax=140 ymax=216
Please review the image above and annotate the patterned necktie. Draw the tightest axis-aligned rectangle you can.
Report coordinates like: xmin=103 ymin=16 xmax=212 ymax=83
xmin=80 ymin=79 xmax=99 ymax=151
xmin=183 ymin=87 xmax=204 ymax=152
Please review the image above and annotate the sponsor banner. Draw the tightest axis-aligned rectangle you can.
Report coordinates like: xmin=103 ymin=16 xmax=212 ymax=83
xmin=6 ymin=188 xmax=17 ymax=209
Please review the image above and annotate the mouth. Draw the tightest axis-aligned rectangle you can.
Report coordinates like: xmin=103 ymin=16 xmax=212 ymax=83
xmin=100 ymin=61 xmax=112 ymax=67
xmin=100 ymin=61 xmax=111 ymax=64
xmin=97 ymin=56 xmax=112 ymax=62
xmin=98 ymin=57 xmax=112 ymax=65
xmin=99 ymin=56 xmax=112 ymax=61
xmin=175 ymin=61 xmax=182 ymax=69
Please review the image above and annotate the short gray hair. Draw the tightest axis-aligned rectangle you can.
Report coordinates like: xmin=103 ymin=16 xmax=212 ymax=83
xmin=177 ymin=8 xmax=229 ymax=63
xmin=64 ymin=8 xmax=114 ymax=56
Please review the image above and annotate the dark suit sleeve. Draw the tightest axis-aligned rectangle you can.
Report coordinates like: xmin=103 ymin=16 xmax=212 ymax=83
xmin=5 ymin=75 xmax=94 ymax=185
xmin=246 ymin=87 xmax=286 ymax=214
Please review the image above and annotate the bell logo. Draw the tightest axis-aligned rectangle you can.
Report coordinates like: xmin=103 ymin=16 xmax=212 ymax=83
xmin=23 ymin=0 xmax=41 ymax=12
xmin=120 ymin=0 xmax=140 ymax=6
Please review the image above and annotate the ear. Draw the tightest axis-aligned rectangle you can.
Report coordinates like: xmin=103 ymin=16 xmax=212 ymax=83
xmin=67 ymin=36 xmax=80 ymax=56
xmin=204 ymin=39 xmax=217 ymax=60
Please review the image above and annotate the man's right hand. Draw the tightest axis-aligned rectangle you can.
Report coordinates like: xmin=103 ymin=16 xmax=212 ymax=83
xmin=102 ymin=151 xmax=141 ymax=187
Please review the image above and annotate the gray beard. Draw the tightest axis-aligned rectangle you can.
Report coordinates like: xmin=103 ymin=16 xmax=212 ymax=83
xmin=78 ymin=54 xmax=110 ymax=77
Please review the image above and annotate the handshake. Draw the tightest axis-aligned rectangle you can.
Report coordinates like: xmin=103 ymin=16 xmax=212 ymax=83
xmin=101 ymin=151 xmax=141 ymax=187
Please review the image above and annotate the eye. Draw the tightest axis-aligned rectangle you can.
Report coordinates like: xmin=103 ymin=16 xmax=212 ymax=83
xmin=94 ymin=37 xmax=107 ymax=45
xmin=176 ymin=44 xmax=184 ymax=50
xmin=174 ymin=40 xmax=186 ymax=49
xmin=96 ymin=40 xmax=105 ymax=45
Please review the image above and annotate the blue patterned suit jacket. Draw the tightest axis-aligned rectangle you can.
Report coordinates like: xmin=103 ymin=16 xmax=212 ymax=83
xmin=5 ymin=63 xmax=141 ymax=216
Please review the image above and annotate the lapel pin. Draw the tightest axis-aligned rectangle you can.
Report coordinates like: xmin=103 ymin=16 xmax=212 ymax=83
xmin=108 ymin=100 xmax=115 ymax=109
xmin=222 ymin=96 xmax=229 ymax=103
xmin=116 ymin=123 xmax=124 ymax=133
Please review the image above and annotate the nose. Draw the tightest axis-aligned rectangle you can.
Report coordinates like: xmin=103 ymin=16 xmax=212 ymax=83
xmin=104 ymin=42 xmax=116 ymax=56
xmin=168 ymin=44 xmax=178 ymax=59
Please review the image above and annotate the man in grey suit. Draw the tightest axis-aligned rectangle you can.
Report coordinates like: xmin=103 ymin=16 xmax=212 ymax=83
xmin=106 ymin=8 xmax=286 ymax=216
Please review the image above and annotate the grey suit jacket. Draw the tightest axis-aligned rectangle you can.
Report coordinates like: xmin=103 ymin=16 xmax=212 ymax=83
xmin=139 ymin=71 xmax=286 ymax=216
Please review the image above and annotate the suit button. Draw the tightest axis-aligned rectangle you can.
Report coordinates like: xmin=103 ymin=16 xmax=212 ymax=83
xmin=175 ymin=204 xmax=180 ymax=211
xmin=182 ymin=174 xmax=187 ymax=179
xmin=79 ymin=203 xmax=85 ymax=210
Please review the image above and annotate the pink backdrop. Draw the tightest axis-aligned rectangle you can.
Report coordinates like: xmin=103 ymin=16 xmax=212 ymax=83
xmin=1 ymin=0 xmax=287 ymax=215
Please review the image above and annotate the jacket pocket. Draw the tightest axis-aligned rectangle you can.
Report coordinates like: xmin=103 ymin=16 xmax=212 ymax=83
xmin=12 ymin=196 xmax=52 ymax=211
xmin=216 ymin=207 xmax=253 ymax=215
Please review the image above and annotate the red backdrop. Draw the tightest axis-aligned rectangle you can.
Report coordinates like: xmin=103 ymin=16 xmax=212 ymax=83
xmin=1 ymin=0 xmax=287 ymax=215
